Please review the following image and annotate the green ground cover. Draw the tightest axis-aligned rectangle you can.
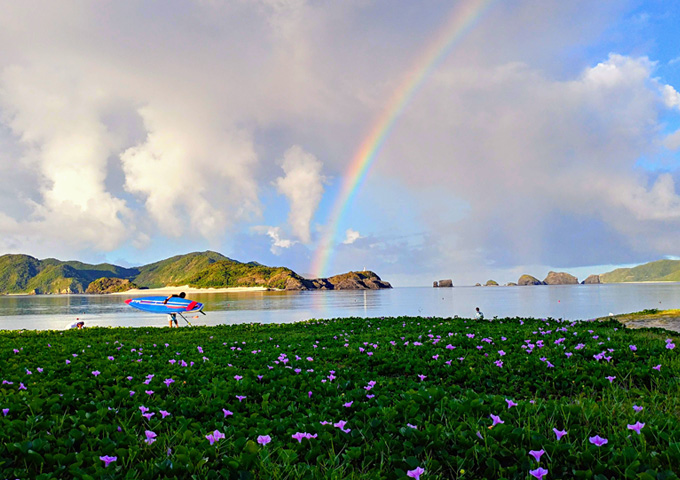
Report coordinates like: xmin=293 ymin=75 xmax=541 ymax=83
xmin=1 ymin=316 xmax=679 ymax=479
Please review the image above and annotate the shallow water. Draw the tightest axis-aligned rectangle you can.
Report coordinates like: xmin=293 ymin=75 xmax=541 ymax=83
xmin=1 ymin=283 xmax=679 ymax=330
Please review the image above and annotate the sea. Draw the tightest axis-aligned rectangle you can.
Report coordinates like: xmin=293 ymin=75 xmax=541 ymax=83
xmin=1 ymin=283 xmax=679 ymax=331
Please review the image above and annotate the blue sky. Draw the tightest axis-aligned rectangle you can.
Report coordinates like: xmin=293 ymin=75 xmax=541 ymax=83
xmin=0 ymin=1 xmax=679 ymax=286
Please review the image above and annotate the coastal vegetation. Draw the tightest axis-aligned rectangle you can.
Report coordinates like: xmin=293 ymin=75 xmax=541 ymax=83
xmin=0 ymin=252 xmax=390 ymax=295
xmin=0 ymin=315 xmax=678 ymax=479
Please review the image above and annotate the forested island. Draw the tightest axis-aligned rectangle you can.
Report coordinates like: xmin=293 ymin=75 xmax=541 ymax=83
xmin=0 ymin=251 xmax=391 ymax=294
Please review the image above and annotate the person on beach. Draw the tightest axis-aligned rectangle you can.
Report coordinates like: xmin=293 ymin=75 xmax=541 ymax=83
xmin=164 ymin=293 xmax=186 ymax=327
xmin=163 ymin=292 xmax=186 ymax=304
xmin=66 ymin=319 xmax=85 ymax=329
xmin=475 ymin=307 xmax=484 ymax=320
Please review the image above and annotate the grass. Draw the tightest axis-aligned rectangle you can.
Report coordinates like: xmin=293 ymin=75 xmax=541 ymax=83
xmin=1 ymin=315 xmax=679 ymax=479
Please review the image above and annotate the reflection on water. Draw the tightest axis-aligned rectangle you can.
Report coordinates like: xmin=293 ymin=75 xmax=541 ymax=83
xmin=0 ymin=283 xmax=679 ymax=330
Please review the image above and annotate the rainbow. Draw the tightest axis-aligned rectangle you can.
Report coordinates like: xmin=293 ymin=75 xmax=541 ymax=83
xmin=310 ymin=0 xmax=496 ymax=278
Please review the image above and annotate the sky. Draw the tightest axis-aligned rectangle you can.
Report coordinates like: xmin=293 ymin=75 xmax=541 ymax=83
xmin=0 ymin=0 xmax=679 ymax=286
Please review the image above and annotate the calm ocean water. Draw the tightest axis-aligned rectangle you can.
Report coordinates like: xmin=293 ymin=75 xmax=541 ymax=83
xmin=1 ymin=283 xmax=679 ymax=330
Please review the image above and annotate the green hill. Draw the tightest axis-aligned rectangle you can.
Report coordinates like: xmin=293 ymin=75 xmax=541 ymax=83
xmin=133 ymin=251 xmax=231 ymax=288
xmin=599 ymin=259 xmax=680 ymax=283
xmin=0 ymin=251 xmax=391 ymax=294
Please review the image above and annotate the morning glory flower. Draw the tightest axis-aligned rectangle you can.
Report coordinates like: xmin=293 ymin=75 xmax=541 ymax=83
xmin=529 ymin=449 xmax=545 ymax=462
xmin=164 ymin=378 xmax=174 ymax=387
xmin=505 ymin=399 xmax=518 ymax=408
xmin=160 ymin=410 xmax=171 ymax=418
xmin=605 ymin=376 xmax=616 ymax=383
xmin=629 ymin=345 xmax=637 ymax=351
xmin=257 ymin=435 xmax=271 ymax=445
xmin=406 ymin=466 xmax=425 ymax=479
xmin=142 ymin=412 xmax=155 ymax=420
xmin=529 ymin=467 xmax=548 ymax=480
xmin=2 ymin=408 xmax=8 ymax=416
xmin=418 ymin=374 xmax=427 ymax=381
xmin=144 ymin=430 xmax=157 ymax=445
xmin=407 ymin=423 xmax=418 ymax=429
xmin=653 ymin=365 xmax=661 ymax=371
xmin=553 ymin=428 xmax=567 ymax=440
xmin=633 ymin=405 xmax=643 ymax=412
xmin=236 ymin=395 xmax=246 ymax=402
xmin=627 ymin=421 xmax=645 ymax=434
xmin=99 ymin=455 xmax=117 ymax=467
xmin=589 ymin=435 xmax=608 ymax=447
xmin=234 ymin=375 xmax=243 ymax=381
xmin=223 ymin=409 xmax=233 ymax=417
xmin=490 ymin=414 xmax=504 ymax=426
xmin=343 ymin=401 xmax=353 ymax=407
xmin=291 ymin=432 xmax=307 ymax=443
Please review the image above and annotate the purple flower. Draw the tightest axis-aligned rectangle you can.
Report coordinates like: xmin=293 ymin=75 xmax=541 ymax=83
xmin=406 ymin=466 xmax=425 ymax=479
xmin=2 ymin=408 xmax=8 ymax=416
xmin=197 ymin=346 xmax=203 ymax=353
xmin=129 ymin=390 xmax=135 ymax=397
xmin=407 ymin=423 xmax=418 ymax=429
xmin=236 ymin=395 xmax=246 ymax=402
xmin=605 ymin=376 xmax=616 ymax=383
xmin=91 ymin=370 xmax=101 ymax=377
xmin=589 ymin=435 xmax=608 ymax=447
xmin=234 ymin=375 xmax=243 ymax=381
xmin=505 ymin=399 xmax=518 ymax=408
xmin=206 ymin=433 xmax=216 ymax=445
xmin=418 ymin=374 xmax=427 ymax=382
xmin=99 ymin=455 xmax=117 ymax=467
xmin=160 ymin=410 xmax=171 ymax=418
xmin=139 ymin=406 xmax=149 ymax=413
xmin=667 ymin=343 xmax=675 ymax=350
xmin=529 ymin=467 xmax=548 ymax=480
xmin=144 ymin=430 xmax=157 ymax=445
xmin=553 ymin=428 xmax=567 ymax=440
xmin=291 ymin=432 xmax=307 ymax=443
xmin=18 ymin=383 xmax=26 ymax=390
xmin=37 ymin=367 xmax=43 ymax=373
xmin=627 ymin=421 xmax=645 ymax=434
xmin=142 ymin=412 xmax=155 ymax=420
xmin=164 ymin=378 xmax=174 ymax=387
xmin=108 ymin=356 xmax=115 ymax=361
xmin=343 ymin=401 xmax=353 ymax=408
xmin=257 ymin=435 xmax=271 ymax=445
xmin=145 ymin=390 xmax=154 ymax=396
xmin=223 ymin=409 xmax=233 ymax=417
xmin=629 ymin=345 xmax=637 ymax=351
xmin=653 ymin=364 xmax=661 ymax=371
xmin=490 ymin=414 xmax=504 ymax=426
xmin=529 ymin=449 xmax=545 ymax=462
xmin=633 ymin=405 xmax=643 ymax=413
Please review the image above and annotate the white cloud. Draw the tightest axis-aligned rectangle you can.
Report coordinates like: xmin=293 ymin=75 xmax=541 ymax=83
xmin=252 ymin=225 xmax=297 ymax=254
xmin=274 ymin=145 xmax=326 ymax=243
xmin=662 ymin=84 xmax=680 ymax=109
xmin=664 ymin=129 xmax=680 ymax=151
xmin=343 ymin=228 xmax=361 ymax=244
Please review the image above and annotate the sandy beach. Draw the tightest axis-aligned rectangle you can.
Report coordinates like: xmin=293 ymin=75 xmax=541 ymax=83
xmin=112 ymin=285 xmax=277 ymax=296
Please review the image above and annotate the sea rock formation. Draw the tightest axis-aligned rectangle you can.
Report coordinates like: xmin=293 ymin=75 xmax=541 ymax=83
xmin=485 ymin=280 xmax=498 ymax=286
xmin=319 ymin=271 xmax=392 ymax=290
xmin=434 ymin=279 xmax=453 ymax=288
xmin=582 ymin=274 xmax=601 ymax=284
xmin=518 ymin=274 xmax=545 ymax=286
xmin=506 ymin=282 xmax=517 ymax=286
xmin=543 ymin=271 xmax=579 ymax=285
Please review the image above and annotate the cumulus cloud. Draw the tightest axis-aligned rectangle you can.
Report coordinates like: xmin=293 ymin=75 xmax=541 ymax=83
xmin=252 ymin=225 xmax=297 ymax=254
xmin=662 ymin=84 xmax=680 ymax=109
xmin=376 ymin=53 xmax=680 ymax=273
xmin=343 ymin=228 xmax=361 ymax=244
xmin=274 ymin=145 xmax=326 ymax=243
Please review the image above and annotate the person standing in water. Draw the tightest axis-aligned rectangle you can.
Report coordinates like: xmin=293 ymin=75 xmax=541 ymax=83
xmin=164 ymin=292 xmax=185 ymax=327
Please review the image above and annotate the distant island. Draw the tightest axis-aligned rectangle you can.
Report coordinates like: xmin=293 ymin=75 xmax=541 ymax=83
xmin=459 ymin=259 xmax=680 ymax=287
xmin=0 ymin=251 xmax=392 ymax=295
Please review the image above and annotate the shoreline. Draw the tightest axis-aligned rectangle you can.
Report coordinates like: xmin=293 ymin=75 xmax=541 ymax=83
xmin=111 ymin=285 xmax=279 ymax=296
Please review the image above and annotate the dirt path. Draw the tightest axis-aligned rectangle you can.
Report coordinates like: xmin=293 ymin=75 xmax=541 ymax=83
xmin=603 ymin=309 xmax=680 ymax=334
